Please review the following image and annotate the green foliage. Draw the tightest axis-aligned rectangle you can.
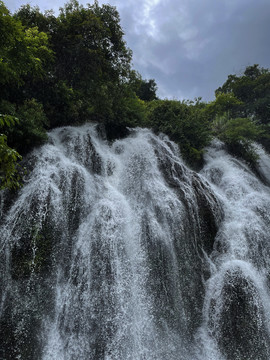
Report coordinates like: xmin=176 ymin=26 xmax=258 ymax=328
xmin=0 ymin=1 xmax=53 ymax=189
xmin=216 ymin=64 xmax=270 ymax=124
xmin=130 ymin=74 xmax=158 ymax=102
xmin=110 ymin=89 xmax=147 ymax=128
xmin=146 ymin=99 xmax=211 ymax=166
xmin=0 ymin=114 xmax=22 ymax=190
xmin=219 ymin=117 xmax=262 ymax=144
xmin=213 ymin=64 xmax=270 ymax=158
xmin=0 ymin=113 xmax=19 ymax=128
xmin=128 ymin=71 xmax=158 ymax=101
xmin=5 ymin=99 xmax=48 ymax=154
xmin=0 ymin=0 xmax=137 ymax=189
xmin=213 ymin=115 xmax=264 ymax=163
xmin=0 ymin=1 xmax=53 ymax=87
xmin=14 ymin=4 xmax=55 ymax=32
xmin=1 ymin=0 xmax=270 ymax=185
xmin=14 ymin=0 xmax=137 ymax=130
xmin=0 ymin=134 xmax=22 ymax=190
xmin=51 ymin=0 xmax=131 ymax=104
xmin=205 ymin=93 xmax=243 ymax=119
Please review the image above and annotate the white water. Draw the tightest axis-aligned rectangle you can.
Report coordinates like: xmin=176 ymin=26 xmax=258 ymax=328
xmin=196 ymin=139 xmax=270 ymax=360
xmin=1 ymin=127 xmax=270 ymax=359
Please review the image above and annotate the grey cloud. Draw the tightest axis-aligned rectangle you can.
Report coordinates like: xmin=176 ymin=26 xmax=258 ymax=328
xmin=116 ymin=0 xmax=270 ymax=100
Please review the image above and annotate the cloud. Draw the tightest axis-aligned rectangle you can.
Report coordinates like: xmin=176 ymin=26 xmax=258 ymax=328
xmin=114 ymin=0 xmax=270 ymax=100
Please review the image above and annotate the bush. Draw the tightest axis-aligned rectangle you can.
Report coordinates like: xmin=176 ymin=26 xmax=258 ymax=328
xmin=145 ymin=100 xmax=211 ymax=166
xmin=214 ymin=116 xmax=264 ymax=164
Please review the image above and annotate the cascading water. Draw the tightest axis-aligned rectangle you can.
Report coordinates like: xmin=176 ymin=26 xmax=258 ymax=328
xmin=196 ymin=139 xmax=270 ymax=360
xmin=0 ymin=125 xmax=270 ymax=359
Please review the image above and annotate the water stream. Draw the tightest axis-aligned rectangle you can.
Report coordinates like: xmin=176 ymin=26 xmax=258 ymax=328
xmin=1 ymin=125 xmax=270 ymax=359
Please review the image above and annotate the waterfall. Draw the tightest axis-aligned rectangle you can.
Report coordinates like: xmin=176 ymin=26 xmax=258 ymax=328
xmin=196 ymin=139 xmax=270 ymax=360
xmin=1 ymin=125 xmax=270 ymax=359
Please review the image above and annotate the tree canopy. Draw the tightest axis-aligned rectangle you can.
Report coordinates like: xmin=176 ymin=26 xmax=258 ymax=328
xmin=0 ymin=0 xmax=151 ymax=188
xmin=215 ymin=64 xmax=270 ymax=124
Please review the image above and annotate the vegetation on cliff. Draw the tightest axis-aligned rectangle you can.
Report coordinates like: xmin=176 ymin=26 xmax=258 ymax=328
xmin=0 ymin=0 xmax=269 ymax=188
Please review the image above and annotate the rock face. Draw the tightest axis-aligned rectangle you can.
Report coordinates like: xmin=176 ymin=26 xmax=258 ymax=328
xmin=218 ymin=268 xmax=270 ymax=360
xmin=1 ymin=127 xmax=270 ymax=360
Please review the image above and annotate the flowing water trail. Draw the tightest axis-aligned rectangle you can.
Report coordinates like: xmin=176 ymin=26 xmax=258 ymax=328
xmin=196 ymin=140 xmax=270 ymax=360
xmin=1 ymin=127 xmax=270 ymax=359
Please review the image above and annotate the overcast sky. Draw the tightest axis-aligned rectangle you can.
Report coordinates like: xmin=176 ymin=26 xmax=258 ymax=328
xmin=6 ymin=0 xmax=270 ymax=101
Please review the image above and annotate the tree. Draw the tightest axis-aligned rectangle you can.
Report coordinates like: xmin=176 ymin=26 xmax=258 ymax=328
xmin=0 ymin=1 xmax=53 ymax=89
xmin=204 ymin=93 xmax=243 ymax=120
xmin=215 ymin=64 xmax=270 ymax=124
xmin=136 ymin=79 xmax=158 ymax=101
xmin=0 ymin=2 xmax=54 ymax=189
xmin=14 ymin=4 xmax=55 ymax=33
xmin=15 ymin=0 xmax=135 ymax=129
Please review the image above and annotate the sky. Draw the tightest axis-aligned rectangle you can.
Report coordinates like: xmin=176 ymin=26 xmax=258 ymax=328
xmin=6 ymin=0 xmax=270 ymax=101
